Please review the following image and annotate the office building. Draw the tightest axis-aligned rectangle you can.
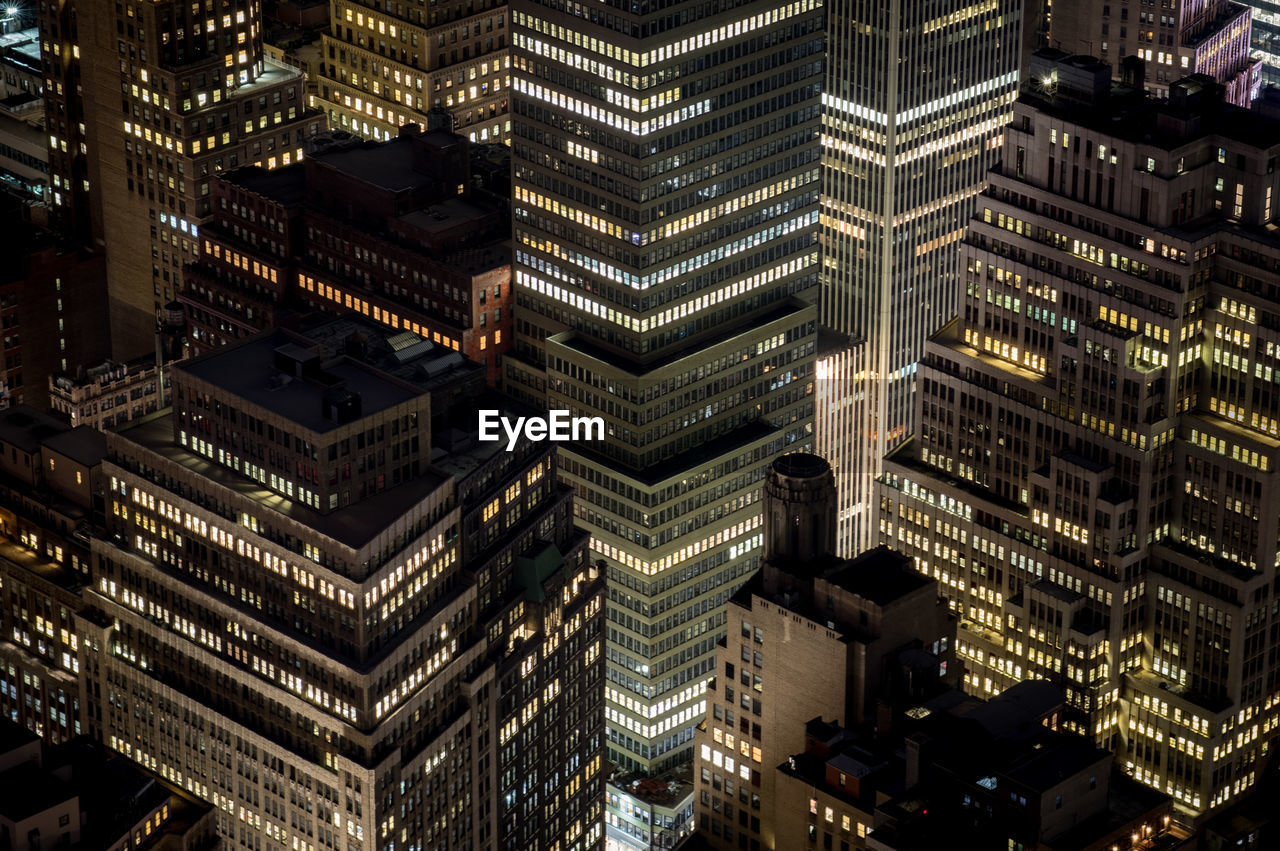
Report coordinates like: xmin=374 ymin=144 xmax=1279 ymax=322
xmin=879 ymin=52 xmax=1280 ymax=819
xmin=0 ymin=25 xmax=46 ymax=206
xmin=1198 ymin=763 xmax=1280 ymax=851
xmin=69 ymin=317 xmax=605 ymax=850
xmin=181 ymin=125 xmax=512 ymax=384
xmin=684 ymin=454 xmax=1173 ymax=851
xmin=816 ymin=0 xmax=1022 ymax=555
xmin=39 ymin=0 xmax=323 ymax=356
xmin=76 ymin=319 xmax=604 ymax=849
xmin=1052 ymin=0 xmax=1260 ymax=105
xmin=692 ymin=454 xmax=955 ymax=851
xmin=316 ymin=0 xmax=510 ymax=143
xmin=509 ymin=0 xmax=823 ymax=840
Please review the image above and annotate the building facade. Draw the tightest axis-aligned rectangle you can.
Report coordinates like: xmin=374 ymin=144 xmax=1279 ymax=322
xmin=180 ymin=125 xmax=513 ymax=384
xmin=1052 ymin=0 xmax=1260 ymax=106
xmin=0 ymin=203 xmax=111 ymax=410
xmin=48 ymin=358 xmax=170 ymax=432
xmin=39 ymin=0 xmax=324 ymax=356
xmin=508 ymin=0 xmax=824 ymax=839
xmin=0 ymin=406 xmax=106 ymax=746
xmin=83 ymin=322 xmax=606 ymax=850
xmin=316 ymin=0 xmax=510 ymax=143
xmin=692 ymin=454 xmax=955 ymax=851
xmin=879 ymin=53 xmax=1280 ymax=821
xmin=0 ymin=318 xmax=608 ymax=850
xmin=816 ymin=0 xmax=1022 ymax=555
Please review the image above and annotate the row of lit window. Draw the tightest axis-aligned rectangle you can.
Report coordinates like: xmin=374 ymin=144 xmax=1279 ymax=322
xmin=299 ymin=274 xmax=462 ymax=352
xmin=1188 ymin=429 xmax=1272 ymax=471
xmin=588 ymin=518 xmax=761 ymax=578
xmin=516 ymin=213 xmax=816 ymax=331
xmin=514 ymin=0 xmax=818 ymax=72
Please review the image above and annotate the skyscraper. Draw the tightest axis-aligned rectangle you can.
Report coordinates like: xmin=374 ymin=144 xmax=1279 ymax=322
xmin=692 ymin=453 xmax=955 ymax=851
xmin=41 ymin=0 xmax=322 ymax=356
xmin=86 ymin=318 xmax=605 ymax=849
xmin=508 ymin=0 xmax=824 ymax=841
xmin=816 ymin=0 xmax=1022 ymax=554
xmin=316 ymin=0 xmax=511 ymax=143
xmin=880 ymin=53 xmax=1280 ymax=819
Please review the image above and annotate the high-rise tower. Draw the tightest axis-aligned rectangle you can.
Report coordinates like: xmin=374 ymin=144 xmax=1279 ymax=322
xmin=41 ymin=0 xmax=323 ymax=357
xmin=880 ymin=54 xmax=1280 ymax=820
xmin=508 ymin=0 xmax=824 ymax=840
xmin=816 ymin=0 xmax=1022 ymax=554
xmin=90 ymin=318 xmax=606 ymax=849
xmin=693 ymin=454 xmax=956 ymax=851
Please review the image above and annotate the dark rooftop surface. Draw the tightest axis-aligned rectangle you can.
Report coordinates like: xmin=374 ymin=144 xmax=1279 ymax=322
xmin=222 ymin=163 xmax=307 ymax=206
xmin=1022 ymin=55 xmax=1280 ymax=152
xmin=674 ymin=834 xmax=716 ymax=851
xmin=959 ymin=680 xmax=1065 ymax=743
xmin=0 ymin=405 xmax=68 ymax=453
xmin=741 ymin=547 xmax=935 ymax=637
xmin=397 ymin=198 xmax=490 ymax=234
xmin=311 ymin=133 xmax=454 ymax=192
xmin=821 ymin=546 xmax=933 ymax=607
xmin=771 ymin=451 xmax=831 ymax=479
xmin=178 ymin=328 xmax=422 ymax=434
xmin=612 ymin=764 xmax=695 ymax=808
xmin=0 ymin=761 xmax=75 ymax=821
xmin=116 ymin=414 xmax=446 ymax=551
xmin=1055 ymin=448 xmax=1109 ymax=474
xmin=0 ymin=717 xmax=39 ymax=756
xmin=1000 ymin=735 xmax=1108 ymax=792
xmin=42 ymin=426 xmax=107 ymax=468
xmin=1028 ymin=578 xmax=1084 ymax=605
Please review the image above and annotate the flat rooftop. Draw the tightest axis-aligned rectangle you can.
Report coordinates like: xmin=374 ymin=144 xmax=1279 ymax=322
xmin=1022 ymin=65 xmax=1280 ymax=152
xmin=116 ymin=414 xmax=446 ymax=551
xmin=312 ymin=135 xmax=432 ymax=193
xmin=821 ymin=546 xmax=933 ymax=607
xmin=42 ymin=426 xmax=107 ymax=468
xmin=0 ymin=716 xmax=38 ymax=756
xmin=0 ymin=761 xmax=75 ymax=821
xmin=178 ymin=328 xmax=421 ymax=434
xmin=959 ymin=680 xmax=1065 ymax=743
xmin=397 ymin=198 xmax=490 ymax=235
xmin=0 ymin=405 xmax=68 ymax=453
xmin=222 ymin=163 xmax=307 ymax=206
xmin=1001 ymin=735 xmax=1107 ymax=792
xmin=297 ymin=315 xmax=481 ymax=393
